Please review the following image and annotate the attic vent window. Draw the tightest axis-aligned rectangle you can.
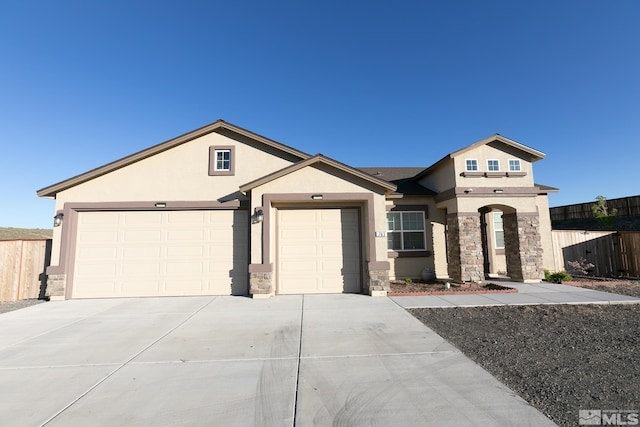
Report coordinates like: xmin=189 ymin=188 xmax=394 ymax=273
xmin=209 ymin=146 xmax=235 ymax=176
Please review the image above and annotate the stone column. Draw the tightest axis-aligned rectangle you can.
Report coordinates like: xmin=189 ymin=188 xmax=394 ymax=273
xmin=446 ymin=213 xmax=485 ymax=283
xmin=45 ymin=274 xmax=67 ymax=300
xmin=249 ymin=264 xmax=273 ymax=298
xmin=367 ymin=261 xmax=390 ymax=296
xmin=503 ymin=213 xmax=544 ymax=282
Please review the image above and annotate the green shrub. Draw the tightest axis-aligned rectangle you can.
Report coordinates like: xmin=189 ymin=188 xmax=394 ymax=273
xmin=405 ymin=278 xmax=413 ymax=284
xmin=548 ymin=271 xmax=572 ymax=284
xmin=544 ymin=269 xmax=552 ymax=282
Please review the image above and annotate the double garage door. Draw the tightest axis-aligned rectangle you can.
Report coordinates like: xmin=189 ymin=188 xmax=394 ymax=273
xmin=72 ymin=210 xmax=248 ymax=298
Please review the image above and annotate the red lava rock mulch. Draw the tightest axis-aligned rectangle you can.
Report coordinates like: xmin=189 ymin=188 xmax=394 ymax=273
xmin=388 ymin=280 xmax=516 ymax=296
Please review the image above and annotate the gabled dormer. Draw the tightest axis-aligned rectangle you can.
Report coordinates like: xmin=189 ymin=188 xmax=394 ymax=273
xmin=413 ymin=134 xmax=545 ymax=194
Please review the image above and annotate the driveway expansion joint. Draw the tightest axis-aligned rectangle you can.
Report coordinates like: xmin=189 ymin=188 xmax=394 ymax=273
xmin=38 ymin=297 xmax=216 ymax=427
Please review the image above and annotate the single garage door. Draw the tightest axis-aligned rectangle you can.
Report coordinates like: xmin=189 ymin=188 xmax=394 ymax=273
xmin=72 ymin=210 xmax=248 ymax=298
xmin=277 ymin=208 xmax=361 ymax=294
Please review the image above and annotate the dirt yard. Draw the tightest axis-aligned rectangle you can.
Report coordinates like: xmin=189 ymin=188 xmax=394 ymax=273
xmin=409 ymin=280 xmax=640 ymax=427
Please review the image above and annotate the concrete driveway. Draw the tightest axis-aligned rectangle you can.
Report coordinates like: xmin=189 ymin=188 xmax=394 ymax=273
xmin=0 ymin=295 xmax=555 ymax=426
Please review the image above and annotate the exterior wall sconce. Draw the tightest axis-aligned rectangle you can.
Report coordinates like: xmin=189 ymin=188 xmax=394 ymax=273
xmin=53 ymin=213 xmax=64 ymax=227
xmin=252 ymin=208 xmax=264 ymax=224
xmin=493 ymin=189 xmax=504 ymax=193
xmin=154 ymin=202 xmax=167 ymax=208
xmin=311 ymin=194 xmax=323 ymax=200
xmin=464 ymin=188 xmax=473 ymax=193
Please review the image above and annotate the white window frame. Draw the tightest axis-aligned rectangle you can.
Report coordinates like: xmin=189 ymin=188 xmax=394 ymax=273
xmin=214 ymin=149 xmax=231 ymax=171
xmin=493 ymin=211 xmax=505 ymax=249
xmin=487 ymin=159 xmax=500 ymax=172
xmin=386 ymin=211 xmax=427 ymax=252
xmin=465 ymin=159 xmax=479 ymax=171
xmin=508 ymin=159 xmax=522 ymax=172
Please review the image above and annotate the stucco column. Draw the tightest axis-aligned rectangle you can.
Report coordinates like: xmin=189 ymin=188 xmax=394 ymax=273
xmin=446 ymin=213 xmax=485 ymax=283
xmin=503 ymin=212 xmax=544 ymax=282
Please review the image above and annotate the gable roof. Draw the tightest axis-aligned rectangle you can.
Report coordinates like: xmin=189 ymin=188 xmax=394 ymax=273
xmin=240 ymin=154 xmax=397 ymax=193
xmin=412 ymin=134 xmax=546 ymax=181
xmin=37 ymin=120 xmax=311 ymax=198
xmin=358 ymin=167 xmax=436 ymax=196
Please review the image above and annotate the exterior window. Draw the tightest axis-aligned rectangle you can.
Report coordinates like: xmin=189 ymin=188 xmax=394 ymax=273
xmin=493 ymin=211 xmax=504 ymax=249
xmin=465 ymin=159 xmax=478 ymax=171
xmin=387 ymin=212 xmax=426 ymax=251
xmin=209 ymin=146 xmax=235 ymax=176
xmin=215 ymin=150 xmax=231 ymax=171
xmin=487 ymin=159 xmax=500 ymax=172
xmin=509 ymin=159 xmax=521 ymax=172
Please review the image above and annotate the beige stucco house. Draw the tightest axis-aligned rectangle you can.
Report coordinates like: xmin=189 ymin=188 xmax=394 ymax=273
xmin=37 ymin=120 xmax=557 ymax=300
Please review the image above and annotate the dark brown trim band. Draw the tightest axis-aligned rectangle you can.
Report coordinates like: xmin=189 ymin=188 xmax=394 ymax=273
xmin=387 ymin=250 xmax=432 ymax=258
xmin=249 ymin=263 xmax=273 ymax=273
xmin=63 ymin=200 xmax=242 ymax=211
xmin=368 ymin=261 xmax=390 ymax=271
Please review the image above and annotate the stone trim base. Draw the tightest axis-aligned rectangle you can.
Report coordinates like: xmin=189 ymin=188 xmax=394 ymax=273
xmin=367 ymin=262 xmax=390 ymax=296
xmin=249 ymin=263 xmax=273 ymax=295
xmin=46 ymin=274 xmax=66 ymax=299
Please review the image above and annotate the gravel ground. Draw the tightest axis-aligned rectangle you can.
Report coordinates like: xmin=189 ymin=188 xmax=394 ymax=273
xmin=568 ymin=281 xmax=640 ymax=298
xmin=0 ymin=299 xmax=46 ymax=314
xmin=410 ymin=290 xmax=640 ymax=426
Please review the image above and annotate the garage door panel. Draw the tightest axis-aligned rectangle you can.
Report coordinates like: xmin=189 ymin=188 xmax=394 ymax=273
xmin=123 ymin=247 xmax=161 ymax=258
xmin=280 ymin=245 xmax=318 ymax=257
xmin=124 ymin=230 xmax=162 ymax=242
xmin=76 ymin=262 xmax=117 ymax=275
xmin=72 ymin=210 xmax=248 ymax=298
xmin=124 ymin=280 xmax=162 ymax=295
xmin=123 ymin=212 xmax=162 ymax=225
xmin=82 ymin=213 xmax=120 ymax=225
xmin=165 ymin=261 xmax=204 ymax=275
xmin=167 ymin=211 xmax=205 ymax=224
xmin=166 ymin=229 xmax=205 ymax=242
xmin=78 ymin=247 xmax=119 ymax=260
xmin=80 ymin=230 xmax=119 ymax=242
xmin=122 ymin=262 xmax=161 ymax=275
xmin=165 ymin=246 xmax=203 ymax=257
xmin=278 ymin=208 xmax=361 ymax=295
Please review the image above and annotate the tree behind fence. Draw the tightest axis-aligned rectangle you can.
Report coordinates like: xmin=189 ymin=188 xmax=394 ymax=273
xmin=0 ymin=239 xmax=51 ymax=302
xmin=551 ymin=230 xmax=640 ymax=278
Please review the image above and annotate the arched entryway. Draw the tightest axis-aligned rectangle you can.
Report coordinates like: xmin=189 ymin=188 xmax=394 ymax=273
xmin=479 ymin=205 xmax=514 ymax=279
xmin=446 ymin=204 xmax=544 ymax=283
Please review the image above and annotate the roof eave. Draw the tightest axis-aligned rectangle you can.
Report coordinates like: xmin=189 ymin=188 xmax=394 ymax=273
xmin=36 ymin=120 xmax=311 ymax=198
xmin=452 ymin=134 xmax=546 ymax=161
xmin=240 ymin=154 xmax=397 ymax=193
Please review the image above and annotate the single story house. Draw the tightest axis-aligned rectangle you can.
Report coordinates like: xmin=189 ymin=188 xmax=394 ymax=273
xmin=37 ymin=120 xmax=557 ymax=300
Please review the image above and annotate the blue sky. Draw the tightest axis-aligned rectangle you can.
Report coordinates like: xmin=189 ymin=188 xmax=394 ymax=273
xmin=1 ymin=1 xmax=639 ymax=229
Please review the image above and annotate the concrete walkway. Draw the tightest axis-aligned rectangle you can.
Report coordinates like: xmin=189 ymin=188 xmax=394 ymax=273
xmin=0 ymin=295 xmax=555 ymax=426
xmin=391 ymin=281 xmax=640 ymax=308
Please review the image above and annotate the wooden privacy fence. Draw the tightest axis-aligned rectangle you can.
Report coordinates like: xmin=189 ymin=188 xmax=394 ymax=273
xmin=551 ymin=230 xmax=640 ymax=278
xmin=550 ymin=195 xmax=640 ymax=222
xmin=0 ymin=239 xmax=51 ymax=302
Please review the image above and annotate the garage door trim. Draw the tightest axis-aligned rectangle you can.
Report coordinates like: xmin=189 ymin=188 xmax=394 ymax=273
xmin=51 ymin=201 xmax=245 ymax=299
